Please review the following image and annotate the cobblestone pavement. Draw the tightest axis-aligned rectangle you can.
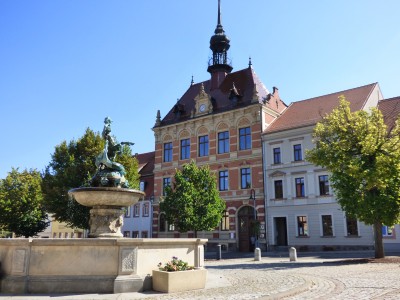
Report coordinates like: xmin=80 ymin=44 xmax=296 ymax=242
xmin=3 ymin=253 xmax=400 ymax=299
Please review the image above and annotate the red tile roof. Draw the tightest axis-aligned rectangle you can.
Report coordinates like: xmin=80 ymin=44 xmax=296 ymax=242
xmin=378 ymin=96 xmax=400 ymax=132
xmin=159 ymin=67 xmax=287 ymax=126
xmin=264 ymin=83 xmax=378 ymax=134
xmin=135 ymin=151 xmax=155 ymax=176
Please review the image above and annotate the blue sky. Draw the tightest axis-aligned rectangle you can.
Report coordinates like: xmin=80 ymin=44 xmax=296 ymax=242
xmin=1 ymin=0 xmax=399 ymax=179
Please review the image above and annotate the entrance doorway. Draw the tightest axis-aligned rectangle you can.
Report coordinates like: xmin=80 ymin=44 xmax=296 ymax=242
xmin=274 ymin=217 xmax=288 ymax=246
xmin=238 ymin=206 xmax=255 ymax=252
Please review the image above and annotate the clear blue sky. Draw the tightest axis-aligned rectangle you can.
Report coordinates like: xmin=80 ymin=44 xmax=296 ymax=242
xmin=1 ymin=0 xmax=399 ymax=179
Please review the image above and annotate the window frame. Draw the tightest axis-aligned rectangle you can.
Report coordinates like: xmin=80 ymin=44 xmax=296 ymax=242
xmin=163 ymin=142 xmax=173 ymax=162
xmin=220 ymin=210 xmax=230 ymax=231
xmin=293 ymin=144 xmax=303 ymax=161
xmin=124 ymin=206 xmax=131 ymax=218
xmin=219 ymin=170 xmax=229 ymax=191
xmin=321 ymin=214 xmax=334 ymax=236
xmin=240 ymin=168 xmax=251 ymax=189
xmin=319 ymin=175 xmax=330 ymax=195
xmin=273 ymin=147 xmax=281 ymax=164
xmin=345 ymin=215 xmax=359 ymax=236
xmin=297 ymin=215 xmax=308 ymax=237
xmin=295 ymin=177 xmax=305 ymax=197
xmin=198 ymin=135 xmax=209 ymax=157
xmin=163 ymin=177 xmax=171 ymax=196
xmin=143 ymin=202 xmax=149 ymax=217
xmin=180 ymin=138 xmax=190 ymax=160
xmin=274 ymin=179 xmax=283 ymax=199
xmin=239 ymin=127 xmax=252 ymax=150
xmin=218 ymin=131 xmax=230 ymax=154
xmin=133 ymin=204 xmax=140 ymax=217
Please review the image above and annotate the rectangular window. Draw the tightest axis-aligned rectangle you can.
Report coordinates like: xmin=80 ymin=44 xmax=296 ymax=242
xmin=163 ymin=142 xmax=173 ymax=162
xmin=180 ymin=138 xmax=190 ymax=160
xmin=141 ymin=231 xmax=148 ymax=238
xmin=274 ymin=180 xmax=283 ymax=199
xmin=133 ymin=204 xmax=140 ymax=217
xmin=297 ymin=216 xmax=308 ymax=236
xmin=321 ymin=215 xmax=333 ymax=236
xmin=219 ymin=170 xmax=229 ymax=191
xmin=198 ymin=135 xmax=209 ymax=157
xmin=319 ymin=175 xmax=330 ymax=195
xmin=132 ymin=231 xmax=139 ymax=238
xmin=273 ymin=147 xmax=281 ymax=164
xmin=143 ymin=203 xmax=149 ymax=217
xmin=123 ymin=231 xmax=130 ymax=237
xmin=139 ymin=181 xmax=146 ymax=192
xmin=221 ymin=210 xmax=229 ymax=231
xmin=295 ymin=177 xmax=305 ymax=197
xmin=293 ymin=144 xmax=302 ymax=161
xmin=124 ymin=206 xmax=131 ymax=218
xmin=346 ymin=216 xmax=359 ymax=236
xmin=218 ymin=131 xmax=230 ymax=154
xmin=239 ymin=127 xmax=252 ymax=150
xmin=163 ymin=177 xmax=171 ymax=196
xmin=382 ymin=225 xmax=394 ymax=236
xmin=240 ymin=168 xmax=251 ymax=189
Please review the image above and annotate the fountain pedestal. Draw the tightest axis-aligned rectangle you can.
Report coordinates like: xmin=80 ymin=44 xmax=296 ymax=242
xmin=69 ymin=187 xmax=144 ymax=238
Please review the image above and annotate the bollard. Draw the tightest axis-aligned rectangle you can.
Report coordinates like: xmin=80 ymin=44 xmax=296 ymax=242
xmin=216 ymin=244 xmax=222 ymax=260
xmin=289 ymin=247 xmax=297 ymax=262
xmin=254 ymin=247 xmax=261 ymax=261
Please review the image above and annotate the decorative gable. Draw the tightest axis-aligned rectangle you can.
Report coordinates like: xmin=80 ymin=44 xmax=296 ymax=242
xmin=194 ymin=83 xmax=213 ymax=117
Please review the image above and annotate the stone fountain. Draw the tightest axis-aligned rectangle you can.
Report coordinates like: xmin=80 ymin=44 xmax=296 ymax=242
xmin=0 ymin=118 xmax=207 ymax=295
xmin=69 ymin=117 xmax=144 ymax=238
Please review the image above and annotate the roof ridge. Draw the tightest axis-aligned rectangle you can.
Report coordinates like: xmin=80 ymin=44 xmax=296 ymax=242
xmin=379 ymin=96 xmax=400 ymax=103
xmin=291 ymin=82 xmax=377 ymax=105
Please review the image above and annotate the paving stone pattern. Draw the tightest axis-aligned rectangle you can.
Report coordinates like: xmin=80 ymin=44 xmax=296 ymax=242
xmin=3 ymin=254 xmax=400 ymax=299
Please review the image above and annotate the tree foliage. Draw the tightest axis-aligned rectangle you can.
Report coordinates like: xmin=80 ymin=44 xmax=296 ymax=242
xmin=42 ymin=128 xmax=139 ymax=229
xmin=306 ymin=97 xmax=400 ymax=258
xmin=0 ymin=168 xmax=49 ymax=237
xmin=160 ymin=161 xmax=226 ymax=237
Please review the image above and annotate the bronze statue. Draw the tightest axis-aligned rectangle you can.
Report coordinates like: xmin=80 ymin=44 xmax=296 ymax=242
xmin=91 ymin=117 xmax=134 ymax=188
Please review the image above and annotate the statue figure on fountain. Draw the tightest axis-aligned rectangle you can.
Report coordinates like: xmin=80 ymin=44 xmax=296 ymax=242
xmin=90 ymin=117 xmax=134 ymax=188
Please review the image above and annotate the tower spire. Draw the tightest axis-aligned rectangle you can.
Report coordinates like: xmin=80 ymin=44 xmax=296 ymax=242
xmin=207 ymin=0 xmax=233 ymax=90
xmin=217 ymin=0 xmax=221 ymax=26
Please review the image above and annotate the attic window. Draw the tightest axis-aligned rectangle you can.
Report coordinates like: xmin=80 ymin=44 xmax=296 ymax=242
xmin=173 ymin=103 xmax=185 ymax=119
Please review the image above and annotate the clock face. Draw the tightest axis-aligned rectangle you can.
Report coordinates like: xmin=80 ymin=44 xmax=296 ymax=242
xmin=199 ymin=104 xmax=206 ymax=112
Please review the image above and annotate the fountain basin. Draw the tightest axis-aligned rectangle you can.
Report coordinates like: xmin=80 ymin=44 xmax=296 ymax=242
xmin=69 ymin=187 xmax=145 ymax=238
xmin=69 ymin=187 xmax=144 ymax=207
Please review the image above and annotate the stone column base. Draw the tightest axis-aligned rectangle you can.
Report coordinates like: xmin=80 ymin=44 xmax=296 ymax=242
xmin=89 ymin=206 xmax=124 ymax=238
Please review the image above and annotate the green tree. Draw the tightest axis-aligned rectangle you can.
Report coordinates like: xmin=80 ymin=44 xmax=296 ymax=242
xmin=42 ymin=128 xmax=139 ymax=229
xmin=160 ymin=161 xmax=226 ymax=237
xmin=0 ymin=168 xmax=49 ymax=237
xmin=306 ymin=97 xmax=400 ymax=258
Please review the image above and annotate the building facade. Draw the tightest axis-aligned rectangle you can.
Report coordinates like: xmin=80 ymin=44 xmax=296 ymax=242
xmin=262 ymin=83 xmax=384 ymax=251
xmin=122 ymin=151 xmax=155 ymax=238
xmin=151 ymin=2 xmax=286 ymax=252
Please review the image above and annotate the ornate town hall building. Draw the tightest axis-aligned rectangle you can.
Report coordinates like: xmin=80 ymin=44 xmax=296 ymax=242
xmin=151 ymin=1 xmax=286 ymax=251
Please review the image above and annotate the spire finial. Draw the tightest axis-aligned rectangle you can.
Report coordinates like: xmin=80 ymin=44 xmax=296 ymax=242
xmin=217 ymin=0 xmax=221 ymax=26
xmin=248 ymin=57 xmax=252 ymax=68
xmin=190 ymin=75 xmax=194 ymax=86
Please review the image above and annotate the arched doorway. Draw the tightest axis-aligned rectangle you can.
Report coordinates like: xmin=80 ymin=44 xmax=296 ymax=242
xmin=238 ymin=206 xmax=255 ymax=252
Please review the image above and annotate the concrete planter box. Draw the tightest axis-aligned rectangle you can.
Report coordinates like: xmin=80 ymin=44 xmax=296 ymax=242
xmin=152 ymin=269 xmax=207 ymax=293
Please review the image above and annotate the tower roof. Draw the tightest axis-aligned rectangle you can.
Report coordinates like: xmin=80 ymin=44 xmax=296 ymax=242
xmin=207 ymin=0 xmax=232 ymax=74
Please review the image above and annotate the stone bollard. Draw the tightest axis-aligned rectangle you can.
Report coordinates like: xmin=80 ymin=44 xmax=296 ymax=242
xmin=216 ymin=244 xmax=222 ymax=260
xmin=254 ymin=247 xmax=261 ymax=261
xmin=289 ymin=247 xmax=297 ymax=262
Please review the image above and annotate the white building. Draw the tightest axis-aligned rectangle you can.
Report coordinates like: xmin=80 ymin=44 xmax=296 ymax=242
xmin=262 ymin=83 xmax=383 ymax=251
xmin=121 ymin=151 xmax=155 ymax=238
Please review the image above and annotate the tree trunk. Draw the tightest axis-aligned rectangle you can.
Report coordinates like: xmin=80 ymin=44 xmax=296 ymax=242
xmin=374 ymin=221 xmax=384 ymax=258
